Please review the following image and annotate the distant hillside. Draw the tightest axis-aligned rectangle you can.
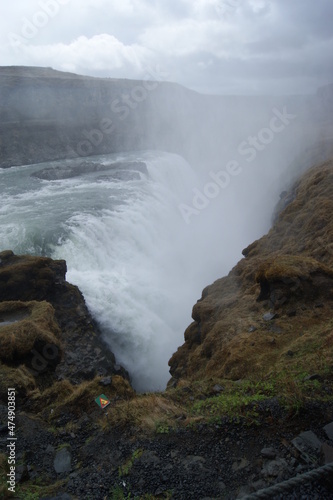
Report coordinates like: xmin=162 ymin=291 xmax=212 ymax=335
xmin=0 ymin=66 xmax=331 ymax=169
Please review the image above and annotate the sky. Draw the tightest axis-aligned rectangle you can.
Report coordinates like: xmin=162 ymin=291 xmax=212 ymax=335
xmin=1 ymin=0 xmax=333 ymax=95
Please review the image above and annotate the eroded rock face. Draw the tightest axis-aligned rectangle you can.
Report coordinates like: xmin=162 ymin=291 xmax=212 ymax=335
xmin=169 ymin=159 xmax=333 ymax=384
xmin=0 ymin=250 xmax=128 ymax=386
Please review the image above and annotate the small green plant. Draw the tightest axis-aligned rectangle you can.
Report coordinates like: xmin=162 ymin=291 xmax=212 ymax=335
xmin=118 ymin=449 xmax=143 ymax=478
xmin=110 ymin=485 xmax=132 ymax=500
xmin=191 ymin=379 xmax=274 ymax=424
xmin=155 ymin=421 xmax=170 ymax=434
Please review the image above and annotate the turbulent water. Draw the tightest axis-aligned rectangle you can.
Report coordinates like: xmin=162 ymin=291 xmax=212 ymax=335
xmin=0 ymin=150 xmax=273 ymax=391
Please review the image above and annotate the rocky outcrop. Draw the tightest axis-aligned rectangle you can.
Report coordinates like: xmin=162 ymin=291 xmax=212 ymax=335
xmin=169 ymin=158 xmax=333 ymax=383
xmin=0 ymin=250 xmax=128 ymax=389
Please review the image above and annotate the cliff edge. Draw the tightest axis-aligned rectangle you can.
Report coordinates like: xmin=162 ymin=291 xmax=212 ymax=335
xmin=169 ymin=158 xmax=333 ymax=386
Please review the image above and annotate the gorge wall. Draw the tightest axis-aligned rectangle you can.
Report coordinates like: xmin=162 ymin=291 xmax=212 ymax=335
xmin=1 ymin=66 xmax=332 ymax=171
xmin=169 ymin=157 xmax=333 ymax=385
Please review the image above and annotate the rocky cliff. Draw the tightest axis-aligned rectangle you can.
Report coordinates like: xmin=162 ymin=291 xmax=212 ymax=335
xmin=169 ymin=158 xmax=333 ymax=385
xmin=1 ymin=66 xmax=332 ymax=171
xmin=0 ymin=162 xmax=333 ymax=498
xmin=0 ymin=250 xmax=129 ymax=397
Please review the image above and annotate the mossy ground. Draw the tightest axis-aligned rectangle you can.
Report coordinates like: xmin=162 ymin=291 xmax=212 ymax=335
xmin=0 ymin=301 xmax=61 ymax=363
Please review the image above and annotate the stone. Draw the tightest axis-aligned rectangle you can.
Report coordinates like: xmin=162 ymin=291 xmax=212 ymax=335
xmin=213 ymin=384 xmax=224 ymax=393
xmin=303 ymin=374 xmax=321 ymax=382
xmin=263 ymin=312 xmax=277 ymax=321
xmin=321 ymin=443 xmax=333 ymax=464
xmin=100 ymin=376 xmax=112 ymax=386
xmin=248 ymin=326 xmax=257 ymax=333
xmin=261 ymin=458 xmax=288 ymax=478
xmin=292 ymin=431 xmax=322 ymax=463
xmin=232 ymin=458 xmax=249 ymax=471
xmin=54 ymin=447 xmax=72 ymax=474
xmin=181 ymin=455 xmax=207 ymax=471
xmin=269 ymin=324 xmax=283 ymax=334
xmin=324 ymin=422 xmax=333 ymax=441
xmin=261 ymin=448 xmax=277 ymax=459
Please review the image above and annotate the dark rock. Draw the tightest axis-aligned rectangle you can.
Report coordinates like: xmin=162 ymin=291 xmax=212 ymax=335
xmin=232 ymin=457 xmax=249 ymax=471
xmin=261 ymin=458 xmax=288 ymax=478
xmin=0 ymin=251 xmax=129 ymax=385
xmin=321 ymin=443 xmax=333 ymax=464
xmin=287 ymin=309 xmax=297 ymax=317
xmin=303 ymin=374 xmax=322 ymax=382
xmin=181 ymin=455 xmax=207 ymax=472
xmin=100 ymin=376 xmax=112 ymax=386
xmin=261 ymin=448 xmax=277 ymax=459
xmin=292 ymin=431 xmax=322 ymax=463
xmin=324 ymin=422 xmax=333 ymax=441
xmin=269 ymin=324 xmax=283 ymax=334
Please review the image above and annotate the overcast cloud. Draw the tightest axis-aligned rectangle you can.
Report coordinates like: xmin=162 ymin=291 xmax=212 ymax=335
xmin=1 ymin=0 xmax=333 ymax=94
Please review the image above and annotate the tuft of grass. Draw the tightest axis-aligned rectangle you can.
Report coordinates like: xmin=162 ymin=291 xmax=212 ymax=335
xmin=255 ymin=254 xmax=333 ymax=283
xmin=0 ymin=300 xmax=61 ymax=363
xmin=101 ymin=392 xmax=181 ymax=433
xmin=118 ymin=449 xmax=143 ymax=477
xmin=0 ymin=363 xmax=36 ymax=400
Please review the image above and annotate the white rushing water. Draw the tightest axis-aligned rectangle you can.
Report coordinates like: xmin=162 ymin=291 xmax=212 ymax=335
xmin=0 ymin=150 xmax=273 ymax=391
